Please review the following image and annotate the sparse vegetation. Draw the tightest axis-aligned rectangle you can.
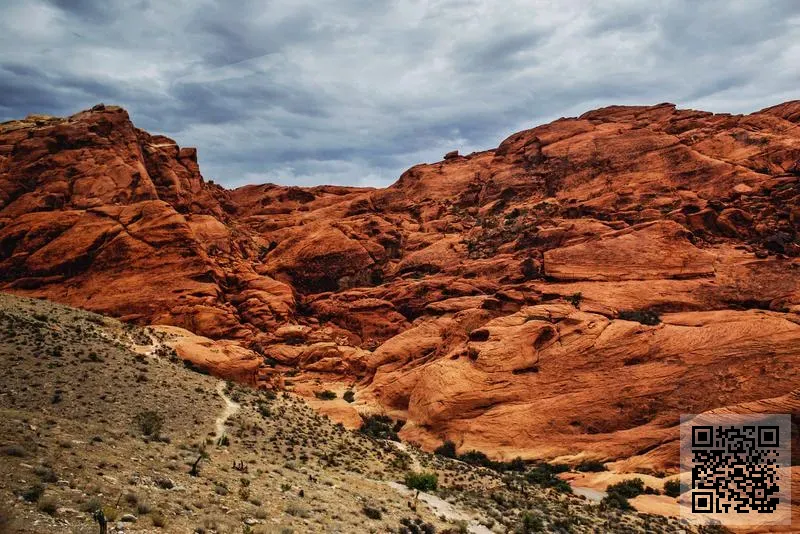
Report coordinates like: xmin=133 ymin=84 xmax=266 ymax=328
xmin=0 ymin=294 xmax=694 ymax=533
xmin=343 ymin=389 xmax=355 ymax=403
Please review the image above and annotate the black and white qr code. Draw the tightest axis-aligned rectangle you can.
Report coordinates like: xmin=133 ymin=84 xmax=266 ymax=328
xmin=680 ymin=413 xmax=791 ymax=526
xmin=691 ymin=424 xmax=780 ymax=513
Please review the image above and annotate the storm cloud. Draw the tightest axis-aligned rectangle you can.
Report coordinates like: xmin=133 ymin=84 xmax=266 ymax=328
xmin=1 ymin=0 xmax=799 ymax=187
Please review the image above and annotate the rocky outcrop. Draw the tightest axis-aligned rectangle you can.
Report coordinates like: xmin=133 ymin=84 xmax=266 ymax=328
xmin=2 ymin=101 xmax=800 ymax=471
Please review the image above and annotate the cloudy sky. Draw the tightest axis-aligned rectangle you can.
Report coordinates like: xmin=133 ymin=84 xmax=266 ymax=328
xmin=1 ymin=0 xmax=799 ymax=188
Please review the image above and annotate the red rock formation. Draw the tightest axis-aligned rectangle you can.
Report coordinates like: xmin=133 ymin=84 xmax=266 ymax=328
xmin=2 ymin=101 xmax=799 ymax=470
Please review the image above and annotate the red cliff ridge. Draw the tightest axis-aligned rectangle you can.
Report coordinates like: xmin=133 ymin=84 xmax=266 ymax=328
xmin=2 ymin=101 xmax=799 ymax=471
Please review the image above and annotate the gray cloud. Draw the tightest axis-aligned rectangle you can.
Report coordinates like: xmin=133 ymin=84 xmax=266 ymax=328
xmin=1 ymin=0 xmax=799 ymax=188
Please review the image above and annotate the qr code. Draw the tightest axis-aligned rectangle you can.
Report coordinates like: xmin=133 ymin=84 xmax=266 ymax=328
xmin=680 ymin=414 xmax=791 ymax=527
xmin=691 ymin=425 xmax=780 ymax=513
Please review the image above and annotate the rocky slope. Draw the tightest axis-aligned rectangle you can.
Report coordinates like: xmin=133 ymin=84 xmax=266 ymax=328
xmin=0 ymin=293 xmax=692 ymax=533
xmin=1 ymin=102 xmax=799 ymax=474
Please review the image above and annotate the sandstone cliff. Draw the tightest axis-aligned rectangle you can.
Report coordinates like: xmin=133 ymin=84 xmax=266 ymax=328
xmin=1 ymin=101 xmax=799 ymax=469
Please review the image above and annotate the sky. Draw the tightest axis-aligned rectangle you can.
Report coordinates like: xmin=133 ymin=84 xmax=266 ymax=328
xmin=1 ymin=1 xmax=799 ymax=189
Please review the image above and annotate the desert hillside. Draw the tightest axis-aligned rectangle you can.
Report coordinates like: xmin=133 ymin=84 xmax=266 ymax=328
xmin=1 ymin=102 xmax=799 ymax=474
xmin=0 ymin=294 xmax=694 ymax=533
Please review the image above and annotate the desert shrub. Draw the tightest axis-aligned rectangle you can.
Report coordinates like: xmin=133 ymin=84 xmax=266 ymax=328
xmin=362 ymin=506 xmax=382 ymax=520
xmin=618 ymin=310 xmax=661 ymax=325
xmin=257 ymin=402 xmax=271 ymax=418
xmin=0 ymin=504 xmax=13 ymax=531
xmin=664 ymin=479 xmax=682 ymax=498
xmin=575 ymin=459 xmax=607 ymax=472
xmin=314 ymin=390 xmax=336 ymax=400
xmin=404 ymin=471 xmax=438 ymax=492
xmin=137 ymin=502 xmax=152 ymax=515
xmin=285 ymin=503 xmax=309 ymax=518
xmin=606 ymin=478 xmax=645 ymax=498
xmin=151 ymin=511 xmax=167 ymax=527
xmin=516 ymin=511 xmax=544 ymax=533
xmin=155 ymin=477 xmax=174 ymax=490
xmin=525 ymin=463 xmax=572 ymax=493
xmin=505 ymin=457 xmax=527 ymax=472
xmin=601 ymin=492 xmax=633 ymax=511
xmin=22 ymin=482 xmax=45 ymax=502
xmin=458 ymin=449 xmax=491 ymax=467
xmin=102 ymin=505 xmax=119 ymax=521
xmin=566 ymin=292 xmax=582 ymax=308
xmin=359 ymin=414 xmax=401 ymax=441
xmin=38 ymin=496 xmax=58 ymax=516
xmin=434 ymin=440 xmax=457 ymax=459
xmin=80 ymin=497 xmax=102 ymax=513
xmin=34 ymin=466 xmax=58 ymax=483
xmin=2 ymin=444 xmax=26 ymax=457
xmin=134 ymin=410 xmax=164 ymax=437
xmin=697 ymin=524 xmax=734 ymax=534
xmin=458 ymin=449 xmax=530 ymax=472
xmin=343 ymin=390 xmax=355 ymax=403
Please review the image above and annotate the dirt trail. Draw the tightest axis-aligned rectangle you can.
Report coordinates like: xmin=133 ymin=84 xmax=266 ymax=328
xmin=389 ymin=440 xmax=422 ymax=472
xmin=215 ymin=380 xmax=240 ymax=440
xmin=387 ymin=482 xmax=492 ymax=534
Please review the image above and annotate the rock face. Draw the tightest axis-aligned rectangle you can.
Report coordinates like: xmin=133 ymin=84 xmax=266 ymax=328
xmin=2 ymin=102 xmax=800 ymax=470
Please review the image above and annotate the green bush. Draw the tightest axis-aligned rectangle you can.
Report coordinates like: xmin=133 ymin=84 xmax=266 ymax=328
xmin=664 ymin=479 xmax=682 ymax=498
xmin=566 ymin=292 xmax=582 ymax=308
xmin=314 ymin=390 xmax=336 ymax=400
xmin=575 ymin=459 xmax=607 ymax=472
xmin=458 ymin=449 xmax=491 ymax=467
xmin=134 ymin=410 xmax=164 ymax=437
xmin=606 ymin=478 xmax=645 ymax=499
xmin=34 ymin=466 xmax=58 ymax=483
xmin=516 ymin=511 xmax=544 ymax=533
xmin=404 ymin=471 xmax=438 ymax=492
xmin=38 ymin=496 xmax=58 ymax=516
xmin=618 ymin=310 xmax=661 ymax=325
xmin=343 ymin=390 xmax=355 ymax=403
xmin=22 ymin=482 xmax=45 ymax=503
xmin=151 ymin=511 xmax=167 ymax=528
xmin=359 ymin=414 xmax=401 ymax=441
xmin=601 ymin=492 xmax=633 ymax=511
xmin=525 ymin=463 xmax=572 ymax=493
xmin=362 ymin=506 xmax=382 ymax=520
xmin=434 ymin=440 xmax=457 ymax=458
